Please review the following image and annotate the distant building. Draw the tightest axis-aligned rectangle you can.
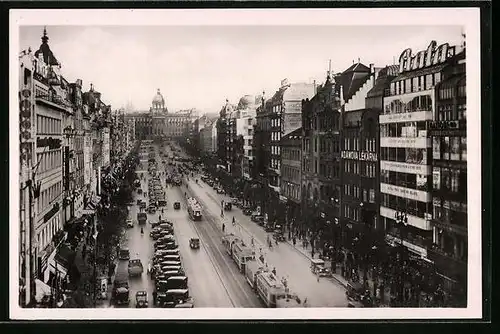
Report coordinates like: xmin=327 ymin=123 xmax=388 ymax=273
xmin=128 ymin=89 xmax=193 ymax=140
xmin=254 ymin=80 xmax=316 ymax=223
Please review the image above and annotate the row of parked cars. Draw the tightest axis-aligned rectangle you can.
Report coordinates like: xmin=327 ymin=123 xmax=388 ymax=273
xmin=149 ymin=220 xmax=194 ymax=308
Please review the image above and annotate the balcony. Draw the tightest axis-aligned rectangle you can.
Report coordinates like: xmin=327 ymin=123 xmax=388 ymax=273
xmin=35 ymin=91 xmax=73 ymax=113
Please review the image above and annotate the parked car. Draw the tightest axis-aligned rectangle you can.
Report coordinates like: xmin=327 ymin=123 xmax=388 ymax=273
xmin=251 ymin=215 xmax=264 ymax=224
xmin=243 ymin=208 xmax=253 ymax=216
xmin=173 ymin=202 xmax=181 ymax=210
xmin=126 ymin=219 xmax=134 ymax=228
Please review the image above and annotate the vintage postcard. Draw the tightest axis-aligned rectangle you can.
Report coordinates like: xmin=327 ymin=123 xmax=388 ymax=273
xmin=9 ymin=8 xmax=482 ymax=319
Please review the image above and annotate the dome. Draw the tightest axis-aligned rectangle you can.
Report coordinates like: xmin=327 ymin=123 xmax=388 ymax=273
xmin=152 ymin=89 xmax=165 ymax=105
xmin=237 ymin=95 xmax=255 ymax=110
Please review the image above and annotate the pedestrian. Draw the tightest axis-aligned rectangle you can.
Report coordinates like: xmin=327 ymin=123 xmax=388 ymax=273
xmin=272 ymin=267 xmax=276 ymax=276
xmin=251 ymin=236 xmax=254 ymax=247
xmin=303 ymin=298 xmax=308 ymax=308
xmin=311 ymin=250 xmax=315 ymax=259
xmin=317 ymin=272 xmax=320 ymax=283
xmin=292 ymin=237 xmax=296 ymax=247
xmin=222 ymin=223 xmax=225 ymax=233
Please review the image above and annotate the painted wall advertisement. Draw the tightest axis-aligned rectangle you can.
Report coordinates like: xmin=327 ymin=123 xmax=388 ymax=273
xmin=380 ymin=183 xmax=431 ymax=202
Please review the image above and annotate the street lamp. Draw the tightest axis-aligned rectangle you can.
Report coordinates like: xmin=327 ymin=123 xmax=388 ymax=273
xmin=394 ymin=209 xmax=408 ymax=305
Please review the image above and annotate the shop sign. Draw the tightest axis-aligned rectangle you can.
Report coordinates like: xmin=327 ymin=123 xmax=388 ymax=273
xmin=379 ymin=110 xmax=433 ymax=124
xmin=380 ymin=183 xmax=431 ymax=202
xmin=381 ymin=160 xmax=431 ymax=175
xmin=429 ymin=120 xmax=461 ymax=130
xmin=341 ymin=151 xmax=378 ymax=161
xmin=37 ymin=137 xmax=62 ymax=149
xmin=398 ymin=41 xmax=456 ymax=73
xmin=380 ymin=137 xmax=430 ymax=148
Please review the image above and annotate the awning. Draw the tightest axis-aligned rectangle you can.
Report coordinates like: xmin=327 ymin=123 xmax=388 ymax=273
xmin=84 ymin=195 xmax=101 ymax=211
xmin=54 ymin=243 xmax=76 ymax=276
xmin=35 ymin=279 xmax=52 ymax=303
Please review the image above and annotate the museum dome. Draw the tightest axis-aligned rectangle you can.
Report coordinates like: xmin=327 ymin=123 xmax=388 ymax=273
xmin=152 ymin=89 xmax=165 ymax=105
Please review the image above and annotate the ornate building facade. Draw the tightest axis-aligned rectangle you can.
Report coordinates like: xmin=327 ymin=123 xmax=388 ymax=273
xmin=129 ymin=89 xmax=193 ymax=140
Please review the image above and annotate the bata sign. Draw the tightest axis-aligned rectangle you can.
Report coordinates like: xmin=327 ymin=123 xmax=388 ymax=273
xmin=399 ymin=41 xmax=456 ymax=73
xmin=341 ymin=151 xmax=378 ymax=162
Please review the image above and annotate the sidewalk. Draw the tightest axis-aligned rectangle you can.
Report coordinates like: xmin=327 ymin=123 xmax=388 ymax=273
xmin=284 ymin=238 xmax=349 ymax=288
xmin=72 ymin=234 xmax=115 ymax=308
xmin=284 ymin=238 xmax=393 ymax=306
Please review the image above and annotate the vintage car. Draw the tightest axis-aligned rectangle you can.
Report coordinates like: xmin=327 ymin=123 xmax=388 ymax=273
xmin=126 ymin=219 xmax=134 ymax=228
xmin=128 ymin=259 xmax=144 ymax=277
xmin=155 ymin=289 xmax=191 ymax=308
xmin=251 ymin=215 xmax=264 ymax=224
xmin=118 ymin=248 xmax=130 ymax=261
xmin=242 ymin=207 xmax=253 ymax=216
xmin=135 ymin=291 xmax=148 ymax=308
xmin=148 ymin=204 xmax=157 ymax=214
xmin=310 ymin=258 xmax=331 ymax=277
xmin=189 ymin=238 xmax=200 ymax=249
xmin=223 ymin=202 xmax=232 ymax=211
xmin=174 ymin=202 xmax=181 ymax=210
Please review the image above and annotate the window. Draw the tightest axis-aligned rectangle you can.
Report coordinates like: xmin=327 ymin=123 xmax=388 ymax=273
xmin=461 ymin=137 xmax=467 ymax=161
xmin=369 ymin=189 xmax=375 ymax=203
xmin=363 ymin=189 xmax=368 ymax=202
xmin=442 ymin=137 xmax=450 ymax=160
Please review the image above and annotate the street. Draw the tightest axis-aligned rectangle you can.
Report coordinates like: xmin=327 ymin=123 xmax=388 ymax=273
xmin=102 ymin=142 xmax=347 ymax=308
xmin=186 ymin=177 xmax=348 ymax=307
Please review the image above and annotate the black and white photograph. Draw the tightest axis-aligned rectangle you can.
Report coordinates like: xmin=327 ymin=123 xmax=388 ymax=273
xmin=10 ymin=8 xmax=482 ymax=319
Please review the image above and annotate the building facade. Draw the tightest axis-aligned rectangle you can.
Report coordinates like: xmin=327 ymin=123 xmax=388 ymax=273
xmin=301 ymin=74 xmax=343 ymax=246
xmin=200 ymin=118 xmax=217 ymax=155
xmin=129 ymin=89 xmax=193 ymax=141
xmin=280 ymin=127 xmax=302 ymax=225
xmin=428 ymin=49 xmax=467 ymax=300
xmin=379 ymin=40 xmax=459 ymax=260
xmin=18 ymin=29 xmax=114 ymax=306
xmin=339 ymin=63 xmax=381 ymax=249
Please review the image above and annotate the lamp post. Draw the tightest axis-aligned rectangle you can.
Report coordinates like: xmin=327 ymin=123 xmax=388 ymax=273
xmin=394 ymin=209 xmax=408 ymax=305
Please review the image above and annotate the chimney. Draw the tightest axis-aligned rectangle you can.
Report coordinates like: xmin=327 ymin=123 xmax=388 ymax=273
xmin=369 ymin=63 xmax=375 ymax=85
xmin=339 ymin=85 xmax=344 ymax=104
xmin=313 ymin=80 xmax=316 ymax=94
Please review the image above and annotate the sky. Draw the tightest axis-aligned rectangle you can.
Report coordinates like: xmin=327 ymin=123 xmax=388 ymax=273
xmin=19 ymin=25 xmax=463 ymax=114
